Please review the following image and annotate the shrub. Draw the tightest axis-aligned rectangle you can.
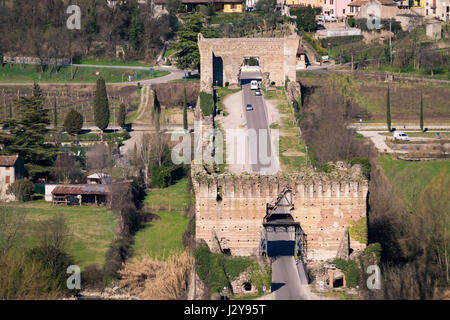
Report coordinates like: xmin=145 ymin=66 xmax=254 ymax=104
xmin=194 ymin=246 xmax=258 ymax=294
xmin=82 ymin=264 xmax=105 ymax=290
xmin=150 ymin=165 xmax=173 ymax=188
xmin=27 ymin=246 xmax=75 ymax=293
xmin=0 ymin=252 xmax=59 ymax=299
xmin=350 ymin=157 xmax=371 ymax=179
xmin=7 ymin=178 xmax=34 ymax=201
xmin=332 ymin=258 xmax=360 ymax=288
xmin=103 ymin=237 xmax=133 ymax=279
xmin=199 ymin=92 xmax=214 ymax=116
xmin=303 ymin=33 xmax=328 ymax=56
xmin=64 ymin=109 xmax=84 ymax=135
xmin=194 ymin=246 xmax=229 ymax=293
xmin=319 ymin=163 xmax=335 ymax=173
xmin=360 ymin=243 xmax=382 ymax=265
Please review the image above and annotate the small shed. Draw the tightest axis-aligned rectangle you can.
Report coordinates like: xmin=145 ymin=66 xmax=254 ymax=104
xmin=51 ymin=184 xmax=111 ymax=206
xmin=87 ymin=173 xmax=112 ymax=185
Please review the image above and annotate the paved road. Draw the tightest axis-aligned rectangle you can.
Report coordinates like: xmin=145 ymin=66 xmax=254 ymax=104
xmin=240 ymin=73 xmax=279 ymax=174
xmin=257 ymin=228 xmax=320 ymax=300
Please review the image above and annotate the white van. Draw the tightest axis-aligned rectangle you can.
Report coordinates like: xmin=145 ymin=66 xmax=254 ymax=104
xmin=250 ymin=80 xmax=259 ymax=90
xmin=393 ymin=131 xmax=409 ymax=141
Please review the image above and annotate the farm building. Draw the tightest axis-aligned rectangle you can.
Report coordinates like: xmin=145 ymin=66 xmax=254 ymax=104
xmin=0 ymin=155 xmax=25 ymax=201
xmin=51 ymin=184 xmax=111 ymax=206
xmin=87 ymin=173 xmax=112 ymax=185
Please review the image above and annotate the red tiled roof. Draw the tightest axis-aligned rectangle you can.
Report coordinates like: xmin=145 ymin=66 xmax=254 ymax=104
xmin=52 ymin=184 xmax=111 ymax=195
xmin=181 ymin=0 xmax=243 ymax=3
xmin=0 ymin=155 xmax=19 ymax=167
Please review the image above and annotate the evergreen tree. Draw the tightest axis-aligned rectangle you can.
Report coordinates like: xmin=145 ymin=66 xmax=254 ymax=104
xmin=153 ymin=93 xmax=161 ymax=133
xmin=174 ymin=14 xmax=203 ymax=70
xmin=420 ymin=92 xmax=424 ymax=132
xmin=32 ymin=83 xmax=43 ymax=100
xmin=291 ymin=5 xmax=318 ymax=32
xmin=129 ymin=5 xmax=143 ymax=51
xmin=64 ymin=109 xmax=84 ymax=135
xmin=0 ymin=84 xmax=57 ymax=180
xmin=118 ymin=103 xmax=126 ymax=128
xmin=94 ymin=77 xmax=110 ymax=131
xmin=183 ymin=86 xmax=188 ymax=131
xmin=386 ymin=86 xmax=391 ymax=132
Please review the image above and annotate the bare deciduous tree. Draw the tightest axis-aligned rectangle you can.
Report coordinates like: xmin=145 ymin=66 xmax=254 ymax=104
xmin=0 ymin=206 xmax=27 ymax=255
xmin=86 ymin=143 xmax=114 ymax=176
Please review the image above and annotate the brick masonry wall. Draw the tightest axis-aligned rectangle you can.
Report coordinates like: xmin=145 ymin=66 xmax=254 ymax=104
xmin=192 ymin=163 xmax=368 ymax=262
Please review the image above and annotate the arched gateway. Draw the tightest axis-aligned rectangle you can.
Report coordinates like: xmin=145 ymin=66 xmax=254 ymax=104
xmin=197 ymin=28 xmax=300 ymax=92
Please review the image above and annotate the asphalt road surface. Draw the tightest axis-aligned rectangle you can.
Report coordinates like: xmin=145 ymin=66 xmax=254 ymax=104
xmin=240 ymin=72 xmax=278 ymax=174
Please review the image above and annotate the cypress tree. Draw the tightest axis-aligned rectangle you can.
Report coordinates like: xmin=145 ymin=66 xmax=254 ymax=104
xmin=118 ymin=103 xmax=126 ymax=128
xmin=386 ymin=86 xmax=391 ymax=132
xmin=183 ymin=86 xmax=188 ymax=131
xmin=94 ymin=77 xmax=110 ymax=131
xmin=153 ymin=93 xmax=161 ymax=133
xmin=420 ymin=92 xmax=424 ymax=132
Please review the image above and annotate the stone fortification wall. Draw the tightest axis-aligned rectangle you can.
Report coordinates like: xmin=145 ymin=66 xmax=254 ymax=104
xmin=198 ymin=28 xmax=299 ymax=92
xmin=192 ymin=163 xmax=368 ymax=261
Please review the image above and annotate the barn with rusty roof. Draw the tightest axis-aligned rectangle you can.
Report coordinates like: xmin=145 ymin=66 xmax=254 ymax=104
xmin=51 ymin=184 xmax=111 ymax=206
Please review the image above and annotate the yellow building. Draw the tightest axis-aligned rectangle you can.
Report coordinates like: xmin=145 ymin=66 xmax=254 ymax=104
xmin=182 ymin=0 xmax=245 ymax=13
xmin=223 ymin=2 xmax=244 ymax=12
xmin=411 ymin=0 xmax=425 ymax=8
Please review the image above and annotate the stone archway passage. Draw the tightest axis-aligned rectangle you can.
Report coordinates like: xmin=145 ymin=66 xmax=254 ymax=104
xmin=198 ymin=29 xmax=300 ymax=92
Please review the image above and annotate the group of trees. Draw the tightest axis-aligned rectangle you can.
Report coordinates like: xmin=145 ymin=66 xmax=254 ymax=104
xmin=299 ymin=73 xmax=449 ymax=299
xmin=0 ymin=0 xmax=177 ymax=65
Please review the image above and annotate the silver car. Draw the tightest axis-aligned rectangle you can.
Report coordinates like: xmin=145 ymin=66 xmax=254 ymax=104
xmin=246 ymin=104 xmax=253 ymax=111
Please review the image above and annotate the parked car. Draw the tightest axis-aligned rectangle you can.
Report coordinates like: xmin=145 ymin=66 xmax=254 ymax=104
xmin=317 ymin=15 xmax=325 ymax=22
xmin=325 ymin=15 xmax=337 ymax=22
xmin=246 ymin=104 xmax=254 ymax=111
xmin=255 ymin=89 xmax=262 ymax=96
xmin=393 ymin=132 xmax=409 ymax=141
xmin=250 ymin=80 xmax=259 ymax=90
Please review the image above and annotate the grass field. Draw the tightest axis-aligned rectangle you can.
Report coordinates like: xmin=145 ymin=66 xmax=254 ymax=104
xmin=379 ymin=131 xmax=450 ymax=138
xmin=379 ymin=154 xmax=449 ymax=198
xmin=0 ymin=64 xmax=169 ymax=83
xmin=297 ymin=74 xmax=450 ymax=123
xmin=132 ymin=178 xmax=191 ymax=260
xmin=79 ymin=58 xmax=151 ymax=67
xmin=5 ymin=200 xmax=116 ymax=269
xmin=265 ymin=88 xmax=307 ymax=172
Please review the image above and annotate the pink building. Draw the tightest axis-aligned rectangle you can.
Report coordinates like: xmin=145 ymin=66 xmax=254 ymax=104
xmin=323 ymin=0 xmax=353 ymax=17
